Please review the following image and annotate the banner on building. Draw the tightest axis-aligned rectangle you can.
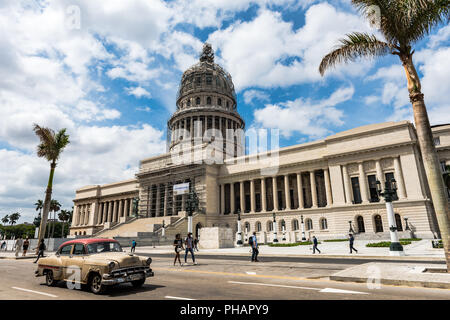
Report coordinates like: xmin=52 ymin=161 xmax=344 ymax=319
xmin=173 ymin=183 xmax=189 ymax=195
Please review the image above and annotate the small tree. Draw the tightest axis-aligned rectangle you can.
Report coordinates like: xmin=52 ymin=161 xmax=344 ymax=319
xmin=1 ymin=215 xmax=9 ymax=225
xmin=9 ymin=212 xmax=20 ymax=226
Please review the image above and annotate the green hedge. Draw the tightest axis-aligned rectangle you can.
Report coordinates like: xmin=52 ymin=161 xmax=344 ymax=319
xmin=399 ymin=238 xmax=422 ymax=241
xmin=366 ymin=241 xmax=411 ymax=247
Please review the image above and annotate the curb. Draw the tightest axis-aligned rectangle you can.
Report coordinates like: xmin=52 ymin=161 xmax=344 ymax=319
xmin=329 ymin=275 xmax=450 ymax=290
xmin=0 ymin=256 xmax=37 ymax=260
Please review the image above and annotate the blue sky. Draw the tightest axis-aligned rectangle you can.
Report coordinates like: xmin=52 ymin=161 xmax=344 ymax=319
xmin=0 ymin=0 xmax=449 ymax=223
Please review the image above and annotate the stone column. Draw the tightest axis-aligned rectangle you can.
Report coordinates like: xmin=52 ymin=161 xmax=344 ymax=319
xmin=220 ymin=184 xmax=225 ymax=215
xmin=310 ymin=171 xmax=318 ymax=208
xmin=297 ymin=173 xmax=304 ymax=209
xmin=394 ymin=157 xmax=407 ymax=199
xmin=128 ymin=198 xmax=133 ymax=216
xmin=230 ymin=183 xmax=235 ymax=214
xmin=324 ymin=168 xmax=333 ymax=207
xmin=342 ymin=165 xmax=353 ymax=204
xmin=250 ymin=179 xmax=256 ymax=213
xmin=163 ymin=184 xmax=168 ymax=216
xmin=118 ymin=200 xmax=123 ymax=219
xmin=97 ymin=203 xmax=103 ymax=225
xmin=284 ymin=175 xmax=291 ymax=210
xmin=106 ymin=201 xmax=112 ymax=222
xmin=172 ymin=186 xmax=177 ymax=215
xmin=156 ymin=185 xmax=161 ymax=216
xmin=376 ymin=159 xmax=385 ymax=186
xmin=113 ymin=200 xmax=119 ymax=222
xmin=240 ymin=181 xmax=245 ymax=212
xmin=102 ymin=203 xmax=107 ymax=223
xmin=73 ymin=205 xmax=79 ymax=226
xmin=272 ymin=176 xmax=278 ymax=211
xmin=182 ymin=193 xmax=186 ymax=212
xmin=358 ymin=162 xmax=369 ymax=203
xmin=85 ymin=205 xmax=90 ymax=225
xmin=261 ymin=178 xmax=267 ymax=212
xmin=123 ymin=199 xmax=129 ymax=219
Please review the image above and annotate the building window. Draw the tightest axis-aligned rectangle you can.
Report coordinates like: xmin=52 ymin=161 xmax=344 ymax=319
xmin=256 ymin=221 xmax=262 ymax=232
xmin=357 ymin=216 xmax=365 ymax=233
xmin=367 ymin=175 xmax=379 ymax=202
xmin=206 ymin=75 xmax=212 ymax=85
xmin=433 ymin=137 xmax=440 ymax=146
xmin=305 ymin=218 xmax=313 ymax=231
xmin=267 ymin=221 xmax=273 ymax=232
xmin=195 ymin=77 xmax=201 ymax=85
xmin=374 ymin=215 xmax=383 ymax=232
xmin=292 ymin=219 xmax=299 ymax=231
xmin=218 ymin=98 xmax=222 ymax=106
xmin=207 ymin=97 xmax=211 ymax=105
xmin=187 ymin=99 xmax=191 ymax=107
xmin=395 ymin=214 xmax=403 ymax=231
xmin=440 ymin=161 xmax=448 ymax=173
xmin=320 ymin=218 xmax=328 ymax=230
xmin=351 ymin=177 xmax=362 ymax=204
xmin=226 ymin=101 xmax=229 ymax=109
xmin=196 ymin=97 xmax=201 ymax=105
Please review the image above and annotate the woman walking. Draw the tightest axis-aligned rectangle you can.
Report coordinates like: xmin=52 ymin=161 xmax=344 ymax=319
xmin=173 ymin=234 xmax=184 ymax=266
xmin=22 ymin=237 xmax=30 ymax=256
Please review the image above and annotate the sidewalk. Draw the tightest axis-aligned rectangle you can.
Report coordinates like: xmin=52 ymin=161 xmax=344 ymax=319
xmin=134 ymin=239 xmax=446 ymax=261
xmin=330 ymin=262 xmax=450 ymax=289
xmin=0 ymin=251 xmax=38 ymax=260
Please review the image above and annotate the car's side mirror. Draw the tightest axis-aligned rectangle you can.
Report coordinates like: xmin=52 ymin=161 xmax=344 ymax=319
xmin=56 ymin=252 xmax=60 ymax=257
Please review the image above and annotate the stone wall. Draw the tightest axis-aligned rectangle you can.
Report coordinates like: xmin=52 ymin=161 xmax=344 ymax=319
xmin=199 ymin=227 xmax=234 ymax=249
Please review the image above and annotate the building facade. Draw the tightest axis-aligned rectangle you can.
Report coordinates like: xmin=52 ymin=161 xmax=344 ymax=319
xmin=70 ymin=44 xmax=450 ymax=242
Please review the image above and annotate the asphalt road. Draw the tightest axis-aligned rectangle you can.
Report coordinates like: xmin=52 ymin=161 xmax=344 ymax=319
xmin=0 ymin=256 xmax=449 ymax=301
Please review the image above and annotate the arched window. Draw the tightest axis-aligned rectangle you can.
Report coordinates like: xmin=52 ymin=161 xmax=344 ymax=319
xmin=74 ymin=232 xmax=77 ymax=236
xmin=218 ymin=98 xmax=222 ymax=106
xmin=267 ymin=221 xmax=273 ymax=232
xmin=187 ymin=99 xmax=191 ymax=107
xmin=320 ymin=218 xmax=328 ymax=230
xmin=305 ymin=218 xmax=313 ymax=231
xmin=292 ymin=219 xmax=299 ymax=231
xmin=244 ymin=222 xmax=250 ymax=232
xmin=374 ymin=215 xmax=383 ymax=232
xmin=196 ymin=97 xmax=201 ymax=105
xmin=83 ymin=231 xmax=87 ymax=235
xmin=226 ymin=101 xmax=229 ymax=109
xmin=357 ymin=216 xmax=365 ymax=233
xmin=207 ymin=97 xmax=212 ymax=105
xmin=395 ymin=214 xmax=403 ymax=231
xmin=256 ymin=221 xmax=262 ymax=232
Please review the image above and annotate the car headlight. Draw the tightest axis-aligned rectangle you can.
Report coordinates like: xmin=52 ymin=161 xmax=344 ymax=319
xmin=108 ymin=261 xmax=116 ymax=271
xmin=145 ymin=258 xmax=152 ymax=265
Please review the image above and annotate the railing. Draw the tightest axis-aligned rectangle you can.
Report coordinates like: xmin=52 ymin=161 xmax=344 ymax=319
xmin=92 ymin=217 xmax=138 ymax=237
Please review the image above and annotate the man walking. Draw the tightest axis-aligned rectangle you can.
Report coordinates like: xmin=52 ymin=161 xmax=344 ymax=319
xmin=184 ymin=233 xmax=197 ymax=265
xmin=312 ymin=236 xmax=321 ymax=254
xmin=14 ymin=236 xmax=23 ymax=257
xmin=349 ymin=234 xmax=358 ymax=254
xmin=193 ymin=237 xmax=199 ymax=251
xmin=33 ymin=239 xmax=46 ymax=263
xmin=131 ymin=239 xmax=137 ymax=253
xmin=249 ymin=232 xmax=259 ymax=262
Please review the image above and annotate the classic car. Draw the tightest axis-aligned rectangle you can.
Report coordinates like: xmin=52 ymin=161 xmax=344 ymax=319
xmin=35 ymin=238 xmax=154 ymax=294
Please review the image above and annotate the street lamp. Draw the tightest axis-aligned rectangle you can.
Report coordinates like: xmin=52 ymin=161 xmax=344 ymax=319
xmin=272 ymin=212 xmax=278 ymax=243
xmin=132 ymin=197 xmax=140 ymax=218
xmin=161 ymin=220 xmax=166 ymax=237
xmin=185 ymin=188 xmax=199 ymax=235
xmin=348 ymin=220 xmax=355 ymax=234
xmin=300 ymin=215 xmax=306 ymax=241
xmin=376 ymin=178 xmax=405 ymax=256
xmin=404 ymin=217 xmax=410 ymax=231
xmin=236 ymin=209 xmax=243 ymax=246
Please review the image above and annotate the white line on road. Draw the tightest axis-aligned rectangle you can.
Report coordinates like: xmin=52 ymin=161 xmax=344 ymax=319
xmin=165 ymin=295 xmax=195 ymax=300
xmin=319 ymin=288 xmax=369 ymax=295
xmin=246 ymin=272 xmax=257 ymax=275
xmin=12 ymin=287 xmax=58 ymax=298
xmin=228 ymin=281 xmax=320 ymax=291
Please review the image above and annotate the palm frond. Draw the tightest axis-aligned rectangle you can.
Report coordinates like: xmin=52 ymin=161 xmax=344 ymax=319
xmin=319 ymin=32 xmax=391 ymax=76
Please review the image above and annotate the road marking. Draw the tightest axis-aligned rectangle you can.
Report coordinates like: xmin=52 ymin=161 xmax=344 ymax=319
xmin=165 ymin=296 xmax=195 ymax=300
xmin=319 ymin=288 xmax=369 ymax=295
xmin=228 ymin=281 xmax=320 ymax=291
xmin=246 ymin=272 xmax=256 ymax=275
xmin=12 ymin=287 xmax=58 ymax=298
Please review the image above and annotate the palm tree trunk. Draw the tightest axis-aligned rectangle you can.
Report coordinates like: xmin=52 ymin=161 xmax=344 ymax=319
xmin=402 ymin=54 xmax=450 ymax=271
xmin=37 ymin=161 xmax=55 ymax=253
xmin=61 ymin=221 xmax=65 ymax=238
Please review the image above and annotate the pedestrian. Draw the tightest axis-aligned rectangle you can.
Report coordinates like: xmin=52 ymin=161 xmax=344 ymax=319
xmin=22 ymin=237 xmax=30 ymax=256
xmin=249 ymin=232 xmax=259 ymax=262
xmin=194 ymin=237 xmax=199 ymax=251
xmin=349 ymin=234 xmax=358 ymax=254
xmin=33 ymin=239 xmax=46 ymax=263
xmin=184 ymin=232 xmax=197 ymax=265
xmin=14 ymin=236 xmax=23 ymax=257
xmin=0 ymin=241 xmax=6 ymax=251
xmin=173 ymin=233 xmax=184 ymax=266
xmin=131 ymin=239 xmax=137 ymax=253
xmin=312 ymin=236 xmax=321 ymax=254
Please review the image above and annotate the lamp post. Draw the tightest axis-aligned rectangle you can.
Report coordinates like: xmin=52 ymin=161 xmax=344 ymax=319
xmin=300 ymin=215 xmax=306 ymax=241
xmin=282 ymin=224 xmax=286 ymax=241
xmin=161 ymin=220 xmax=165 ymax=237
xmin=272 ymin=212 xmax=278 ymax=243
xmin=236 ymin=209 xmax=243 ymax=246
xmin=404 ymin=217 xmax=410 ymax=231
xmin=348 ymin=220 xmax=355 ymax=234
xmin=376 ymin=178 xmax=405 ymax=256
xmin=132 ymin=197 xmax=140 ymax=218
xmin=186 ymin=188 xmax=198 ymax=235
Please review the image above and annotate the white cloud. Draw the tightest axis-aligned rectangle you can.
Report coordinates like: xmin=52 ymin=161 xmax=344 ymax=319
xmin=243 ymin=89 xmax=270 ymax=104
xmin=253 ymin=86 xmax=353 ymax=138
xmin=126 ymin=86 xmax=152 ymax=98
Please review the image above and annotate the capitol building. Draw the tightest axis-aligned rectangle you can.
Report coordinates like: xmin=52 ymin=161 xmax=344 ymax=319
xmin=69 ymin=44 xmax=450 ymax=244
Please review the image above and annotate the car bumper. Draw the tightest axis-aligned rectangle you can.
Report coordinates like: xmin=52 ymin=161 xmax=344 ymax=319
xmin=101 ymin=268 xmax=154 ymax=285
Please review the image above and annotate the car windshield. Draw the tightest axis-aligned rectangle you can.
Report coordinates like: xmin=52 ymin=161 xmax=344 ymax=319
xmin=87 ymin=242 xmax=122 ymax=254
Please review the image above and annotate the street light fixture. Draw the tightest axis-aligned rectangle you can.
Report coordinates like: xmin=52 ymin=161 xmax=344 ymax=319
xmin=132 ymin=197 xmax=140 ymax=218
xmin=376 ymin=178 xmax=405 ymax=256
xmin=236 ymin=209 xmax=243 ymax=246
xmin=185 ymin=187 xmax=199 ymax=235
xmin=300 ymin=215 xmax=306 ymax=241
xmin=404 ymin=217 xmax=410 ymax=231
xmin=348 ymin=220 xmax=355 ymax=234
xmin=272 ymin=212 xmax=278 ymax=243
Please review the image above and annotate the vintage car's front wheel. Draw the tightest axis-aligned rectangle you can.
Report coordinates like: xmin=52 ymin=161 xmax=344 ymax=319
xmin=89 ymin=273 xmax=106 ymax=294
xmin=45 ymin=270 xmax=57 ymax=287
xmin=131 ymin=277 xmax=146 ymax=288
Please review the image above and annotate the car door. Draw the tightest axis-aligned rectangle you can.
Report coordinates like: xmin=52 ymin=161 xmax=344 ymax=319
xmin=65 ymin=243 xmax=87 ymax=285
xmin=56 ymin=244 xmax=73 ymax=280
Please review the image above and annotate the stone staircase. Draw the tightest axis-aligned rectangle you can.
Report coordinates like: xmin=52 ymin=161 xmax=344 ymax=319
xmin=154 ymin=213 xmax=207 ymax=240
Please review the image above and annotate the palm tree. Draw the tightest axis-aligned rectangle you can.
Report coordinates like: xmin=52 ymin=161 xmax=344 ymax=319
xmin=8 ymin=212 xmax=20 ymax=225
xmin=33 ymin=124 xmax=70 ymax=251
xmin=58 ymin=209 xmax=72 ymax=238
xmin=49 ymin=199 xmax=61 ymax=238
xmin=34 ymin=199 xmax=43 ymax=228
xmin=319 ymin=0 xmax=450 ymax=271
xmin=1 ymin=215 xmax=9 ymax=225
